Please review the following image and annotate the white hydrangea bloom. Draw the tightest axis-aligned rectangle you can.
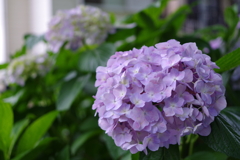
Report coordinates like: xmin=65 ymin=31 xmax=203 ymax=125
xmin=0 ymin=70 xmax=7 ymax=92
xmin=5 ymin=54 xmax=52 ymax=86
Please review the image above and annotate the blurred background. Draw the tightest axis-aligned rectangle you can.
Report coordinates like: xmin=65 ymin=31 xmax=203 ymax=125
xmin=0 ymin=0 xmax=240 ymax=160
xmin=0 ymin=0 xmax=239 ymax=64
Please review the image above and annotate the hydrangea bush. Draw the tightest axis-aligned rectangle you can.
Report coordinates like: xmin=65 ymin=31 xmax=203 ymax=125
xmin=45 ymin=5 xmax=114 ymax=53
xmin=2 ymin=2 xmax=240 ymax=160
xmin=4 ymin=53 xmax=52 ymax=86
xmin=93 ymin=40 xmax=226 ymax=154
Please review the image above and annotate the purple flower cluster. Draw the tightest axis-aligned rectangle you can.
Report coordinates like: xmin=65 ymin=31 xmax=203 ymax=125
xmin=45 ymin=5 xmax=113 ymax=53
xmin=93 ymin=40 xmax=226 ymax=154
xmin=209 ymin=37 xmax=222 ymax=50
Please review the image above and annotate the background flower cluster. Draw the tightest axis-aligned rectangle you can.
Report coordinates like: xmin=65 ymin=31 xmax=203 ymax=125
xmin=45 ymin=5 xmax=113 ymax=53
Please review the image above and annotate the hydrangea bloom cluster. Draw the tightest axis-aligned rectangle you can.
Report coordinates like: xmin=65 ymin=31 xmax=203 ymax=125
xmin=93 ymin=40 xmax=226 ymax=154
xmin=5 ymin=54 xmax=52 ymax=86
xmin=45 ymin=5 xmax=113 ymax=53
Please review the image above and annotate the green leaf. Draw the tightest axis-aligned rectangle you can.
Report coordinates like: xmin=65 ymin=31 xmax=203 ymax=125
xmin=0 ymin=150 xmax=5 ymax=160
xmin=57 ymin=74 xmax=91 ymax=111
xmin=144 ymin=0 xmax=169 ymax=24
xmin=16 ymin=111 xmax=59 ymax=154
xmin=200 ymin=107 xmax=240 ymax=159
xmin=122 ymin=0 xmax=169 ymax=26
xmin=9 ymin=119 xmax=29 ymax=155
xmin=0 ymin=63 xmax=8 ymax=70
xmin=228 ymin=157 xmax=240 ymax=160
xmin=9 ymin=119 xmax=30 ymax=156
xmin=79 ymin=117 xmax=99 ymax=131
xmin=4 ymin=90 xmax=25 ymax=106
xmin=102 ymin=134 xmax=130 ymax=160
xmin=57 ymin=145 xmax=70 ymax=160
xmin=12 ymin=138 xmax=56 ymax=160
xmin=54 ymin=48 xmax=85 ymax=72
xmin=131 ymin=152 xmax=139 ymax=160
xmin=134 ymin=11 xmax=156 ymax=29
xmin=223 ymin=6 xmax=239 ymax=43
xmin=176 ymin=36 xmax=210 ymax=49
xmin=71 ymin=130 xmax=102 ymax=155
xmin=224 ymin=7 xmax=238 ymax=29
xmin=107 ymin=28 xmax=135 ymax=43
xmin=184 ymin=151 xmax=227 ymax=160
xmin=162 ymin=5 xmax=190 ymax=32
xmin=11 ymin=45 xmax=27 ymax=59
xmin=135 ymin=29 xmax=162 ymax=45
xmin=0 ymin=102 xmax=13 ymax=160
xmin=215 ymin=48 xmax=240 ymax=73
xmin=195 ymin=25 xmax=227 ymax=41
xmin=24 ymin=34 xmax=45 ymax=49
xmin=140 ymin=145 xmax=180 ymax=160
xmin=78 ymin=43 xmax=116 ymax=72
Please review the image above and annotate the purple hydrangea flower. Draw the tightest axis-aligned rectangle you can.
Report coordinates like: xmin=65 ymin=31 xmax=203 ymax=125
xmin=93 ymin=39 xmax=226 ymax=153
xmin=45 ymin=5 xmax=114 ymax=53
xmin=209 ymin=37 xmax=222 ymax=50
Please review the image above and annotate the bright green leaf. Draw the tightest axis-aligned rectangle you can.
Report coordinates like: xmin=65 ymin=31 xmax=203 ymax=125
xmin=16 ymin=111 xmax=58 ymax=154
xmin=0 ymin=63 xmax=8 ymax=70
xmin=71 ymin=130 xmax=102 ymax=155
xmin=200 ymin=107 xmax=240 ymax=159
xmin=0 ymin=102 xmax=13 ymax=158
xmin=140 ymin=145 xmax=180 ymax=160
xmin=11 ymin=45 xmax=27 ymax=59
xmin=0 ymin=102 xmax=13 ymax=160
xmin=12 ymin=138 xmax=56 ymax=160
xmin=109 ymin=12 xmax=116 ymax=24
xmin=215 ymin=48 xmax=240 ymax=73
xmin=57 ymin=74 xmax=91 ymax=111
xmin=131 ymin=152 xmax=139 ymax=160
xmin=9 ymin=119 xmax=30 ymax=156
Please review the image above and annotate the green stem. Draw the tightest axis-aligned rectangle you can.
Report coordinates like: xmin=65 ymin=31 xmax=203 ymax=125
xmin=180 ymin=136 xmax=189 ymax=159
xmin=188 ymin=135 xmax=198 ymax=156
